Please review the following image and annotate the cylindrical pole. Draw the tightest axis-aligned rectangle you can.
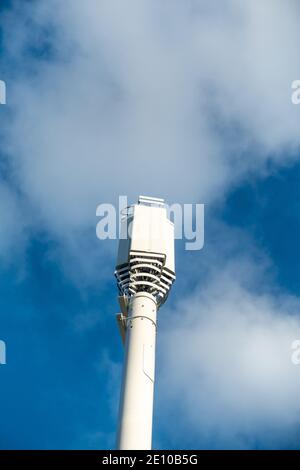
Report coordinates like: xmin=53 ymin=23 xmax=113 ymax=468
xmin=116 ymin=292 xmax=157 ymax=450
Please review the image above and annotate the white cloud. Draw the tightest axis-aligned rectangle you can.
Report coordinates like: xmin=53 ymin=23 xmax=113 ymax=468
xmin=1 ymin=0 xmax=300 ymax=247
xmin=157 ymin=247 xmax=300 ymax=449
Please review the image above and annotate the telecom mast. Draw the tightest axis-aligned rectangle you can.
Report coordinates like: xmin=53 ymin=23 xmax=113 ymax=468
xmin=115 ymin=196 xmax=176 ymax=450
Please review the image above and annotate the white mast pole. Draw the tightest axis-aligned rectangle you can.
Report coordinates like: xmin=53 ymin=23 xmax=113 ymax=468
xmin=114 ymin=196 xmax=175 ymax=450
xmin=117 ymin=293 xmax=157 ymax=450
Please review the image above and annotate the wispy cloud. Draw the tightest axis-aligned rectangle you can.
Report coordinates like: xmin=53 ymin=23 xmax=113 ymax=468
xmin=1 ymin=0 xmax=300 ymax=261
xmin=157 ymin=224 xmax=300 ymax=449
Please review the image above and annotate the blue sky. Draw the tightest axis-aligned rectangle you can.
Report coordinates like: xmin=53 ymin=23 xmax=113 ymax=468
xmin=1 ymin=0 xmax=300 ymax=450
